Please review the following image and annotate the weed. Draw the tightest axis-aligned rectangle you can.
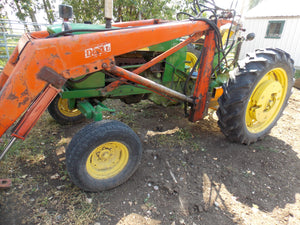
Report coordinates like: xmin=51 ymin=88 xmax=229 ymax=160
xmin=41 ymin=197 xmax=49 ymax=206
xmin=144 ymin=196 xmax=150 ymax=203
xmin=191 ymin=142 xmax=206 ymax=152
xmin=115 ymin=110 xmax=133 ymax=122
xmin=145 ymin=201 xmax=155 ymax=209
xmin=176 ymin=128 xmax=192 ymax=140
xmin=253 ymin=145 xmax=279 ymax=153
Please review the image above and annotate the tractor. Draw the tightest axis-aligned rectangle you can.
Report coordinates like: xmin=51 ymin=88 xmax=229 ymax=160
xmin=0 ymin=1 xmax=294 ymax=191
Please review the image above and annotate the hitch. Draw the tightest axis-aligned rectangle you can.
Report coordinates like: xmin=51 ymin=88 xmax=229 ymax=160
xmin=78 ymin=100 xmax=115 ymax=121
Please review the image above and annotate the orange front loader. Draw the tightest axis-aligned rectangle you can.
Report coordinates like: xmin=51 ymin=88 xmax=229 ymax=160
xmin=0 ymin=18 xmax=227 ymax=142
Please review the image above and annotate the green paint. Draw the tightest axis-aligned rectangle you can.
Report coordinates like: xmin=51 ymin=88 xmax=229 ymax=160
xmin=77 ymin=101 xmax=115 ymax=121
xmin=149 ymin=39 xmax=187 ymax=83
xmin=106 ymin=85 xmax=152 ymax=97
xmin=47 ymin=23 xmax=118 ymax=34
xmin=77 ymin=100 xmax=94 ymax=118
xmin=61 ymin=89 xmax=102 ymax=99
xmin=68 ymin=72 xmax=105 ymax=89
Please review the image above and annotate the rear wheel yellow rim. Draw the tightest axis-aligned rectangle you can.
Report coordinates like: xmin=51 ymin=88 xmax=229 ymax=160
xmin=245 ymin=68 xmax=288 ymax=133
xmin=86 ymin=142 xmax=129 ymax=179
xmin=58 ymin=98 xmax=82 ymax=117
xmin=186 ymin=52 xmax=198 ymax=71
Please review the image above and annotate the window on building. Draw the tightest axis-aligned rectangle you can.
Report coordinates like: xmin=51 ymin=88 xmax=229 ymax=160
xmin=265 ymin=21 xmax=285 ymax=39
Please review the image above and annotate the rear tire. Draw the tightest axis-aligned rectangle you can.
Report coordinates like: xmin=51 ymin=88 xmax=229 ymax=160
xmin=217 ymin=48 xmax=295 ymax=144
xmin=48 ymin=95 xmax=85 ymax=125
xmin=66 ymin=120 xmax=143 ymax=192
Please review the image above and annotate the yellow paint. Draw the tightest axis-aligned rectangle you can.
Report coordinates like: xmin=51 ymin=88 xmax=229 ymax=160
xmin=138 ymin=47 xmax=150 ymax=51
xmin=57 ymin=98 xmax=82 ymax=117
xmin=222 ymin=29 xmax=234 ymax=46
xmin=245 ymin=68 xmax=288 ymax=133
xmin=86 ymin=142 xmax=129 ymax=179
xmin=185 ymin=52 xmax=198 ymax=71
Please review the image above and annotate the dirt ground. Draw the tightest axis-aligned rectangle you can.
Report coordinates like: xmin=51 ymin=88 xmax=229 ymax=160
xmin=0 ymin=88 xmax=299 ymax=225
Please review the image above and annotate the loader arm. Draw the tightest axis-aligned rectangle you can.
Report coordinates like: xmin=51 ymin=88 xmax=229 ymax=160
xmin=0 ymin=19 xmax=229 ymax=139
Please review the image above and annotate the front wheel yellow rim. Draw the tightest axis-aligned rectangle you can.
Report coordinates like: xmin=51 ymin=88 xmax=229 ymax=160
xmin=86 ymin=142 xmax=129 ymax=179
xmin=58 ymin=98 xmax=82 ymax=117
xmin=245 ymin=68 xmax=288 ymax=133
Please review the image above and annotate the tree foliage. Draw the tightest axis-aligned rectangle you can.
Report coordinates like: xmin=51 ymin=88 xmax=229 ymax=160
xmin=113 ymin=0 xmax=173 ymax=22
xmin=172 ymin=0 xmax=196 ymax=16
xmin=12 ymin=0 xmax=40 ymax=30
xmin=1 ymin=0 xmax=56 ymax=25
xmin=62 ymin=0 xmax=105 ymax=23
xmin=0 ymin=3 xmax=6 ymax=20
xmin=62 ymin=0 xmax=181 ymax=23
xmin=1 ymin=0 xmax=205 ymax=26
xmin=248 ymin=0 xmax=263 ymax=10
xmin=42 ymin=0 xmax=55 ymax=24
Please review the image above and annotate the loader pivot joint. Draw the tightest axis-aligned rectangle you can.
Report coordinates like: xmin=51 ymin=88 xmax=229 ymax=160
xmin=37 ymin=67 xmax=67 ymax=88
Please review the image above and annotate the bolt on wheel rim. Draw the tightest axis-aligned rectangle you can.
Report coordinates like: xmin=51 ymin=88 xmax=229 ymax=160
xmin=245 ymin=68 xmax=288 ymax=133
xmin=86 ymin=142 xmax=129 ymax=179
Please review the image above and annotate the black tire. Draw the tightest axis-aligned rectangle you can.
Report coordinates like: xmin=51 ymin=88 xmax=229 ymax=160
xmin=48 ymin=95 xmax=85 ymax=125
xmin=120 ymin=94 xmax=146 ymax=104
xmin=217 ymin=48 xmax=295 ymax=144
xmin=66 ymin=120 xmax=143 ymax=192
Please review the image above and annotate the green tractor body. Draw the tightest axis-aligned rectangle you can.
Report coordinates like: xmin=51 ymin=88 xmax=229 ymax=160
xmin=47 ymin=23 xmax=199 ymax=122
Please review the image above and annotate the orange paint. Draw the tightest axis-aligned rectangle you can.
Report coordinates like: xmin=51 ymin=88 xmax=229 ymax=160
xmin=0 ymin=19 xmax=231 ymax=139
xmin=12 ymin=85 xmax=60 ymax=139
xmin=189 ymin=30 xmax=216 ymax=122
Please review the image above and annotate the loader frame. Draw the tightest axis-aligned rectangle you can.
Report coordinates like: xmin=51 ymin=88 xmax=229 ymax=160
xmin=0 ymin=18 xmax=230 ymax=141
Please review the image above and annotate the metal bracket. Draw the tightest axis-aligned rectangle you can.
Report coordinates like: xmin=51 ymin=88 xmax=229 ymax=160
xmin=78 ymin=101 xmax=115 ymax=121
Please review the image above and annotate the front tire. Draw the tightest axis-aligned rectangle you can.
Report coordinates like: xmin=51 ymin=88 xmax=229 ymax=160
xmin=66 ymin=120 xmax=143 ymax=192
xmin=217 ymin=48 xmax=295 ymax=144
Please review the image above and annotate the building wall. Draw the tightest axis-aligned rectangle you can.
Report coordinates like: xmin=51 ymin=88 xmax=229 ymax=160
xmin=239 ymin=17 xmax=300 ymax=69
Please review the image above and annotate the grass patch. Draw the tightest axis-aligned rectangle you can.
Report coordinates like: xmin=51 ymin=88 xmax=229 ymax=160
xmin=0 ymin=35 xmax=20 ymax=68
xmin=295 ymin=70 xmax=300 ymax=79
xmin=253 ymin=144 xmax=280 ymax=153
xmin=0 ymin=112 xmax=111 ymax=224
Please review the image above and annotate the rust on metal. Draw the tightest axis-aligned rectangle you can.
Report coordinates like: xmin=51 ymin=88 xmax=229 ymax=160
xmin=189 ymin=30 xmax=216 ymax=122
xmin=133 ymin=32 xmax=204 ymax=75
xmin=0 ymin=179 xmax=12 ymax=189
xmin=0 ymin=18 xmax=231 ymax=139
xmin=12 ymin=85 xmax=60 ymax=140
xmin=37 ymin=66 xmax=67 ymax=88
xmin=103 ymin=64 xmax=194 ymax=103
xmin=102 ymin=32 xmax=204 ymax=94
xmin=115 ymin=56 xmax=146 ymax=66
xmin=101 ymin=78 xmax=127 ymax=94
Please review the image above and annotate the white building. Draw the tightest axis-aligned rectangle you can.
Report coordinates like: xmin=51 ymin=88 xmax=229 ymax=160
xmin=240 ymin=0 xmax=300 ymax=69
